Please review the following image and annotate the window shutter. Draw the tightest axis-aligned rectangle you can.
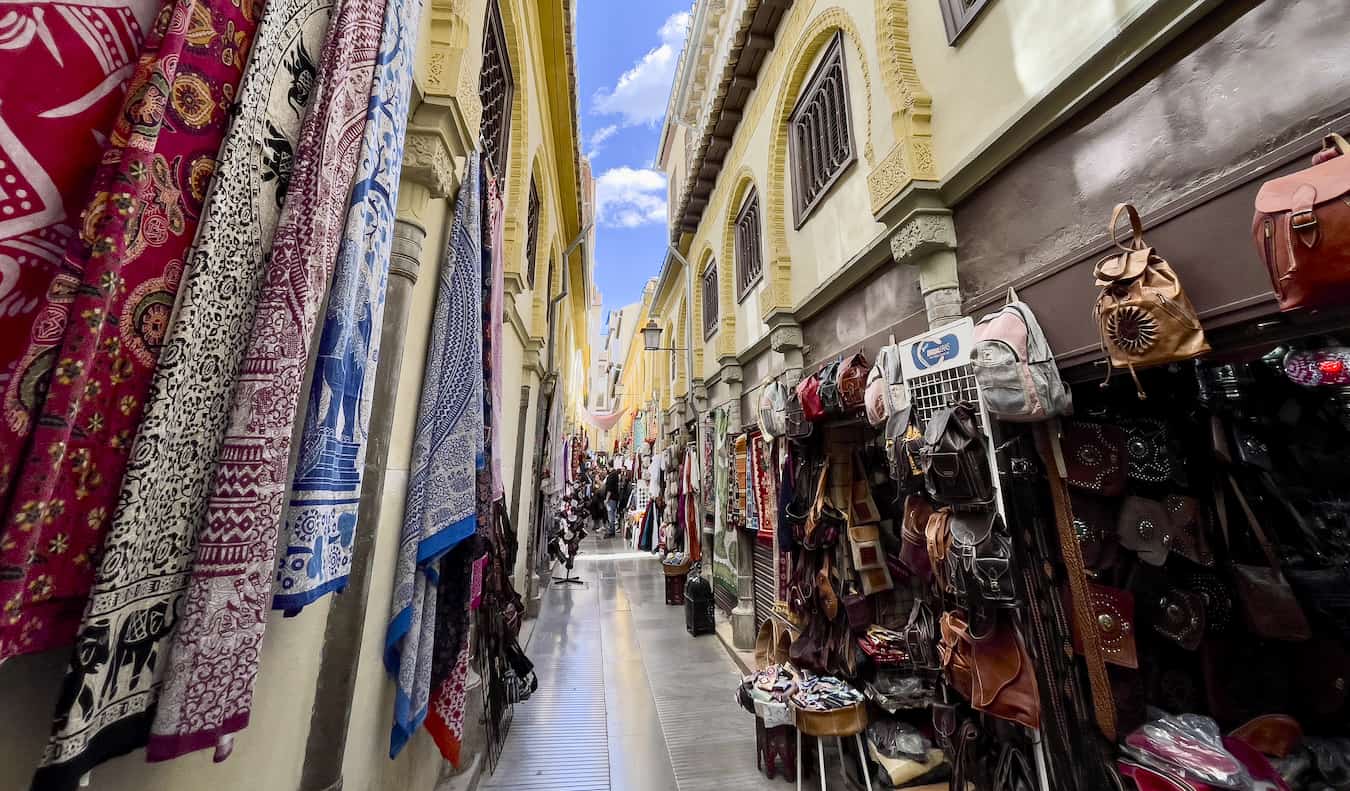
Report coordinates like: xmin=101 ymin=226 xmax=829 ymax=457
xmin=788 ymin=32 xmax=856 ymax=226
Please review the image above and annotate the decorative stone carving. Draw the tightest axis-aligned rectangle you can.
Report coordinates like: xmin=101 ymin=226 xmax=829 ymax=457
xmin=401 ymin=128 xmax=456 ymax=199
xmin=890 ymin=210 xmax=956 ymax=265
xmin=424 ymin=0 xmax=469 ymax=97
xmin=768 ymin=321 xmax=803 ymax=354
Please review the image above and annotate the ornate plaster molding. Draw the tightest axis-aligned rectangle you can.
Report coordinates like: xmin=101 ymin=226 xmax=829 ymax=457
xmin=889 ymin=210 xmax=956 ymax=265
xmin=401 ymin=127 xmax=456 ymax=199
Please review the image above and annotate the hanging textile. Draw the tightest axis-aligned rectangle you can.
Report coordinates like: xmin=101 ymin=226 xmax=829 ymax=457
xmin=274 ymin=0 xmax=421 ymax=613
xmin=385 ymin=152 xmax=482 ymax=758
xmin=25 ymin=0 xmax=267 ymax=781
xmin=426 ymin=165 xmax=504 ymax=764
xmin=142 ymin=0 xmax=378 ymax=762
xmin=752 ymin=437 xmax=777 ymax=544
xmin=0 ymin=0 xmax=156 ymax=503
xmin=683 ymin=454 xmax=701 ymax=561
xmin=712 ymin=409 xmax=735 ymax=598
xmin=0 ymin=0 xmax=259 ymax=666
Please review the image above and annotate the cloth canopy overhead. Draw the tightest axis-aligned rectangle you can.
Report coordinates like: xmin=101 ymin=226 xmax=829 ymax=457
xmin=579 ymin=406 xmax=630 ymax=432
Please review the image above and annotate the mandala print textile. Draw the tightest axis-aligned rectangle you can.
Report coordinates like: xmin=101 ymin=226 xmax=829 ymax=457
xmin=20 ymin=0 xmax=266 ymax=783
xmin=275 ymin=0 xmax=423 ymax=615
xmin=119 ymin=0 xmax=336 ymax=761
xmin=143 ymin=0 xmax=386 ymax=759
xmin=386 ymin=152 xmax=482 ymax=758
xmin=0 ymin=0 xmax=159 ymax=661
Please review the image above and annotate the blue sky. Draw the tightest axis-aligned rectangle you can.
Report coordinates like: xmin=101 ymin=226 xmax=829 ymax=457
xmin=576 ymin=0 xmax=691 ymax=330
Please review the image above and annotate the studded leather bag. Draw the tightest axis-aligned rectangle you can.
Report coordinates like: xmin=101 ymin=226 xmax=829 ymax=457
xmin=1068 ymin=583 xmax=1139 ymax=669
xmin=1061 ymin=421 xmax=1127 ymax=496
xmin=1093 ymin=203 xmax=1210 ymax=396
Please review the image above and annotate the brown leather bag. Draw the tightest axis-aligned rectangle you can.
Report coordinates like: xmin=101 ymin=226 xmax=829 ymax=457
xmin=939 ymin=611 xmax=1041 ymax=730
xmin=1093 ymin=203 xmax=1210 ymax=395
xmin=836 ymin=352 xmax=870 ymax=412
xmin=1253 ymin=133 xmax=1350 ymax=311
xmin=1067 ymin=583 xmax=1139 ymax=670
xmin=1218 ymin=475 xmax=1312 ymax=642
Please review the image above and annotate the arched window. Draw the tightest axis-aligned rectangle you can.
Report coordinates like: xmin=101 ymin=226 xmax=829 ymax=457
xmin=479 ymin=0 xmax=513 ymax=179
xmin=789 ymin=31 xmax=854 ymax=226
xmin=735 ymin=190 xmax=763 ymax=301
xmin=701 ymin=259 xmax=719 ymax=339
xmin=525 ymin=177 xmax=540 ymax=287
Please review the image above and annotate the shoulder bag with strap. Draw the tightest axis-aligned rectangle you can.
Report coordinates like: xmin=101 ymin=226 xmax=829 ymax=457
xmin=1093 ymin=203 xmax=1210 ymax=397
xmin=1216 ymin=474 xmax=1313 ymax=642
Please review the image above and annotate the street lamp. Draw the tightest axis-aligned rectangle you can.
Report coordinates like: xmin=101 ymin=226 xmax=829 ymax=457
xmin=641 ymin=319 xmax=685 ymax=351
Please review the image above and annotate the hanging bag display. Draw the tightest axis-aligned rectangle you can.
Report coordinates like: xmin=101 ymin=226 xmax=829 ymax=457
xmin=919 ymin=402 xmax=995 ymax=507
xmin=797 ymin=372 xmax=826 ymax=423
xmin=1253 ymin=133 xmax=1350 ymax=312
xmin=973 ymin=288 xmax=1073 ymax=421
xmin=1093 ymin=203 xmax=1210 ymax=396
xmin=885 ymin=407 xmax=926 ymax=495
xmin=865 ymin=345 xmax=906 ymax=427
xmin=757 ymin=379 xmax=788 ymax=439
xmin=1217 ymin=476 xmax=1313 ymax=642
xmin=818 ymin=359 xmax=844 ymax=416
xmin=837 ymin=352 xmax=870 ymax=413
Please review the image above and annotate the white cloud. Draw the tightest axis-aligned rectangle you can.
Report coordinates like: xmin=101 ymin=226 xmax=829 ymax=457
xmin=595 ymin=166 xmax=667 ymax=228
xmin=591 ymin=11 xmax=690 ymax=128
xmin=586 ymin=124 xmax=619 ymax=160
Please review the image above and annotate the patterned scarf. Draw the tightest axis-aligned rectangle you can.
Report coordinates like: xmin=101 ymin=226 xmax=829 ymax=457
xmin=752 ymin=436 xmax=777 ymax=544
xmin=134 ymin=0 xmax=365 ymax=760
xmin=385 ymin=152 xmax=483 ymax=758
xmin=275 ymin=0 xmax=422 ymax=614
xmin=0 ymin=0 xmax=158 ymax=662
xmin=0 ymin=0 xmax=156 ymax=493
xmin=23 ymin=0 xmax=265 ymax=782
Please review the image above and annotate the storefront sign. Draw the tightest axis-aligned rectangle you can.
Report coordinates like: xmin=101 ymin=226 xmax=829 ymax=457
xmin=899 ymin=317 xmax=976 ymax=381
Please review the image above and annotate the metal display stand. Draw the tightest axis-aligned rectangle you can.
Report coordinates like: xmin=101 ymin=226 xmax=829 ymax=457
xmin=897 ymin=318 xmax=1052 ymax=791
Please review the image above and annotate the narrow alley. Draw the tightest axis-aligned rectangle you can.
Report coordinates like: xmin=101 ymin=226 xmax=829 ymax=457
xmin=485 ymin=537 xmax=777 ymax=791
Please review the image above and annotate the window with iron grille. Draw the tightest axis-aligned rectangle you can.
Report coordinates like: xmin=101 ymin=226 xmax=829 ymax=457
xmin=479 ymin=0 xmax=513 ymax=179
xmin=735 ymin=190 xmax=763 ymax=301
xmin=701 ymin=260 xmax=718 ymax=339
xmin=939 ymin=0 xmax=993 ymax=44
xmin=789 ymin=32 xmax=854 ymax=226
xmin=525 ymin=178 xmax=540 ymax=288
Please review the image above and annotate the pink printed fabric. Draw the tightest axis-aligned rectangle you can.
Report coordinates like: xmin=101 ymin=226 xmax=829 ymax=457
xmin=143 ymin=0 xmax=387 ymax=760
xmin=0 ymin=0 xmax=158 ymax=661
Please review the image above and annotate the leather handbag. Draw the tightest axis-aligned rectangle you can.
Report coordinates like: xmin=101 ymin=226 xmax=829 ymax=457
xmin=1164 ymin=495 xmax=1214 ymax=567
xmin=899 ymin=495 xmax=935 ymax=580
xmin=1069 ymin=491 xmax=1119 ymax=571
xmin=1094 ymin=203 xmax=1210 ymax=395
xmin=1061 ymin=421 xmax=1127 ymax=496
xmin=783 ymin=386 xmax=813 ymax=439
xmin=902 ymin=600 xmax=941 ymax=671
xmin=939 ymin=611 xmax=1041 ymax=730
xmin=949 ymin=510 xmax=1019 ymax=609
xmin=1068 ymin=583 xmax=1139 ymax=669
xmin=920 ymin=402 xmax=995 ymax=507
xmin=797 ymin=372 xmax=826 ymax=423
xmin=818 ymin=359 xmax=844 ymax=416
xmin=865 ymin=358 xmax=890 ymax=427
xmin=1118 ymin=496 xmax=1174 ymax=566
xmin=1153 ymin=588 xmax=1206 ymax=651
xmin=1122 ymin=416 xmax=1177 ymax=483
xmin=1253 ymin=132 xmax=1350 ymax=311
xmin=837 ymin=352 xmax=870 ymax=412
xmin=1287 ymin=564 xmax=1350 ymax=642
xmin=1219 ymin=475 xmax=1313 ymax=642
xmin=885 ymin=407 xmax=926 ymax=495
xmin=925 ymin=508 xmax=956 ymax=597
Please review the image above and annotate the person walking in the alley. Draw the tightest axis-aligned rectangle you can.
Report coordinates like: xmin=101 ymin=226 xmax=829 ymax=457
xmin=603 ymin=463 xmax=620 ymax=538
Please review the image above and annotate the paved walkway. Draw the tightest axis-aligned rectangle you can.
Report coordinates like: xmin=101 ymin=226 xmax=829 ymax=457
xmin=481 ymin=536 xmax=782 ymax=791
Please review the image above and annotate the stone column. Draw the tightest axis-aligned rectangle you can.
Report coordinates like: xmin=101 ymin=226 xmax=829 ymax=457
xmin=297 ymin=128 xmax=454 ymax=791
xmin=890 ymin=208 xmax=961 ymax=329
xmin=768 ymin=319 xmax=805 ymax=386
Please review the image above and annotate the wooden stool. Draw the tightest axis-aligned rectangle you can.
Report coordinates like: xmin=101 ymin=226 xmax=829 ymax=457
xmin=793 ymin=703 xmax=872 ymax=791
xmin=755 ymin=717 xmax=797 ymax=781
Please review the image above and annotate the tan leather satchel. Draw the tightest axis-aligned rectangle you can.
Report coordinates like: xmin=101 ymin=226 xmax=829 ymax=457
xmin=938 ymin=611 xmax=1041 ymax=730
xmin=1253 ymin=133 xmax=1350 ymax=312
xmin=1094 ymin=203 xmax=1210 ymax=396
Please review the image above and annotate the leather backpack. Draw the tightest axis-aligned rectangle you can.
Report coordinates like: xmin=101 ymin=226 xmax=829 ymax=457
xmin=836 ymin=352 xmax=869 ymax=412
xmin=1094 ymin=203 xmax=1210 ymax=396
xmin=919 ymin=402 xmax=994 ymax=507
xmin=818 ymin=360 xmax=843 ymax=416
xmin=885 ymin=407 xmax=925 ymax=495
xmin=1253 ymin=133 xmax=1350 ymax=312
xmin=796 ymin=372 xmax=826 ymax=423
